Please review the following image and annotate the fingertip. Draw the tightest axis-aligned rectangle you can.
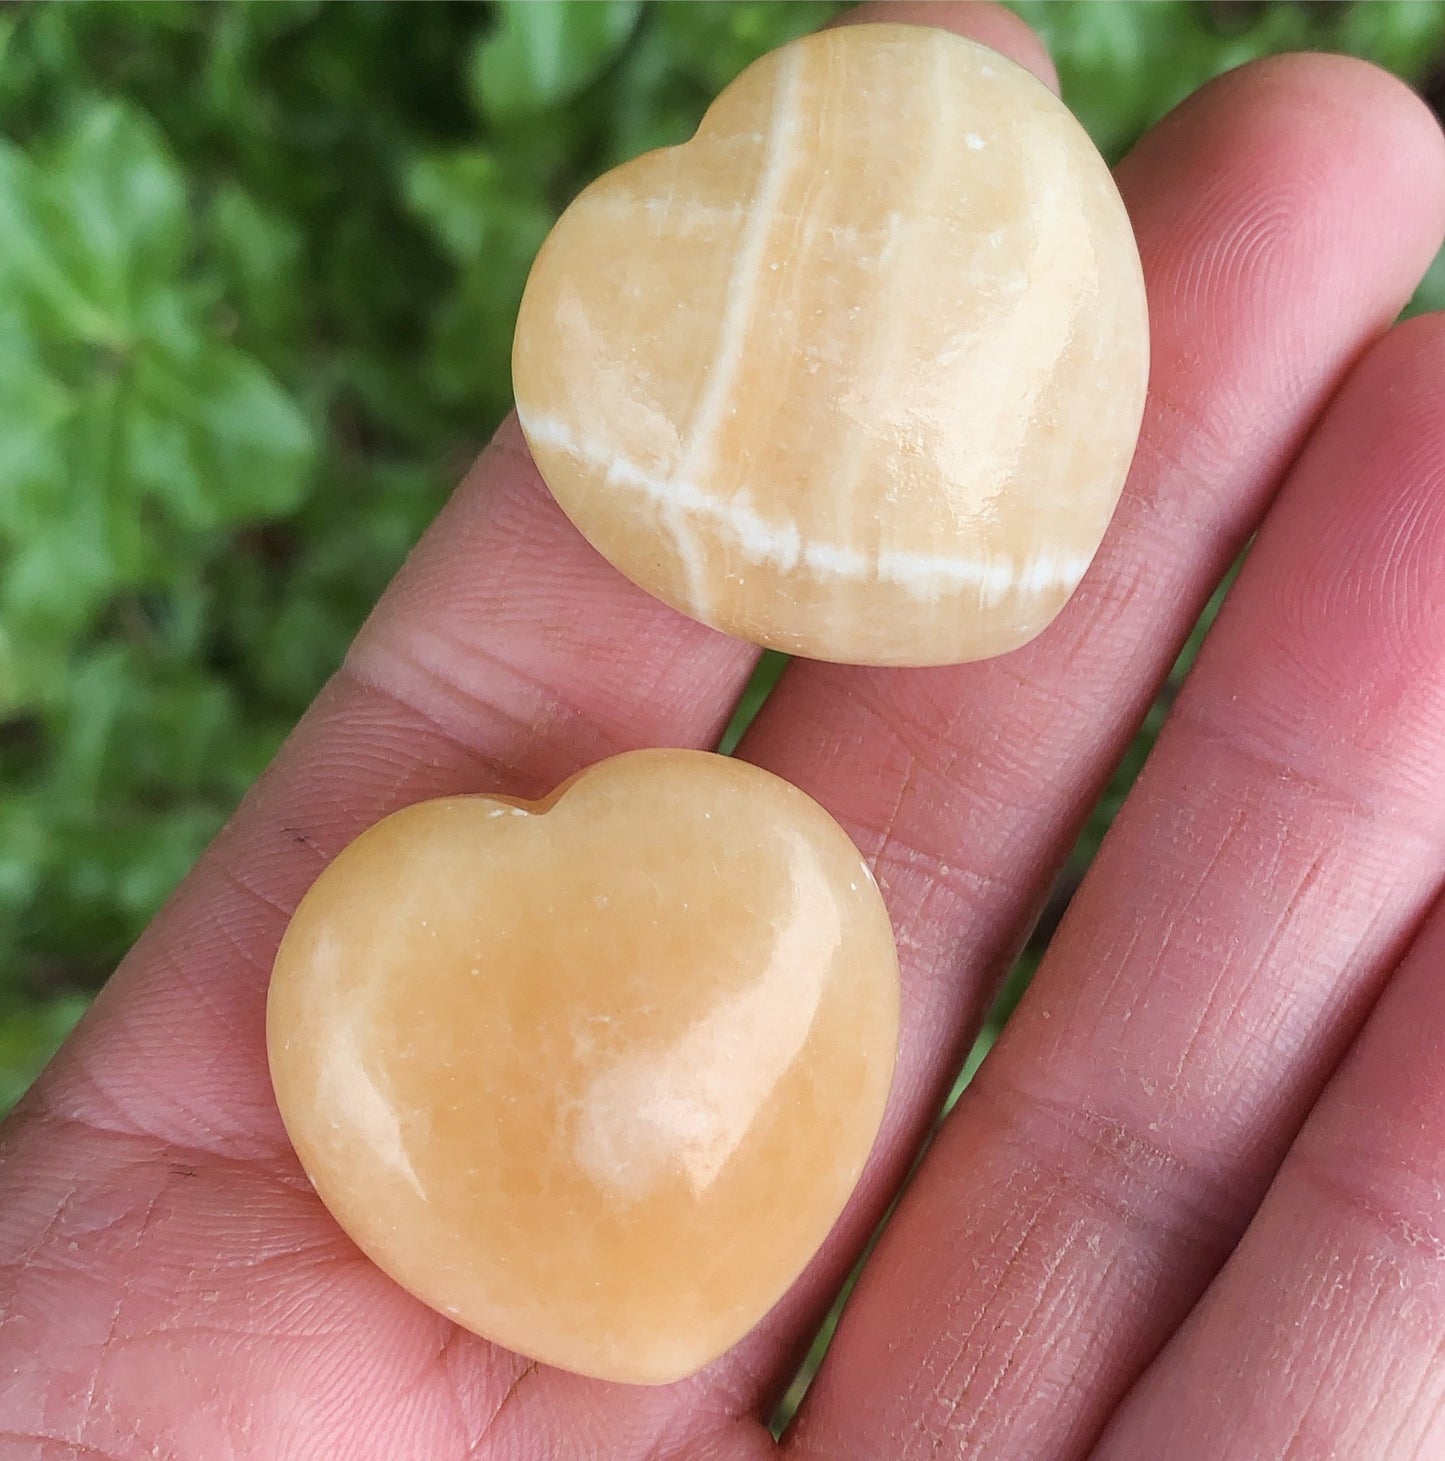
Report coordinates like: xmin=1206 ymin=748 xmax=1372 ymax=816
xmin=1279 ymin=52 xmax=1442 ymax=209
xmin=1314 ymin=310 xmax=1445 ymax=549
xmin=838 ymin=1 xmax=1060 ymax=94
xmin=1240 ymin=308 xmax=1445 ymax=747
xmin=1134 ymin=51 xmax=1445 ymax=274
xmin=1355 ymin=308 xmax=1445 ymax=407
xmin=1111 ymin=49 xmax=1445 ymax=476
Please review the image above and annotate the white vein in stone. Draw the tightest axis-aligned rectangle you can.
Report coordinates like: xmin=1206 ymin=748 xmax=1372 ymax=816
xmin=519 ymin=411 xmax=1091 ymax=603
xmin=663 ymin=47 xmax=805 ymax=617
xmin=679 ymin=48 xmax=804 ymax=478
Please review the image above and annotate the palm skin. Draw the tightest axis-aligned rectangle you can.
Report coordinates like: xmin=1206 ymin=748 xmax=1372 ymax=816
xmin=4 ymin=4 xmax=1445 ymax=1458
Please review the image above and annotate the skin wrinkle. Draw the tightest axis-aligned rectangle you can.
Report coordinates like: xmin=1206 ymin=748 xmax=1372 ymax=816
xmin=939 ymin=1173 xmax=1139 ymax=1460
xmin=1163 ymin=821 xmax=1308 ymax=1096
xmin=919 ymin=1186 xmax=1162 ymax=1461
xmin=1117 ymin=385 xmax=1240 ymax=532
xmin=342 ymin=640 xmax=628 ymax=799
xmin=916 ymin=1182 xmax=1052 ymax=1459
xmin=1292 ymin=1158 xmax=1445 ymax=1272
xmin=209 ymin=862 xmax=299 ymax=938
xmin=971 ymin=1078 xmax=1249 ymax=1256
xmin=857 ymin=753 xmax=923 ymax=909
xmin=1128 ymin=803 xmax=1250 ymax=1034
xmin=841 ymin=777 xmax=1019 ymax=1060
xmin=468 ymin=1361 xmax=542 ymax=1461
xmin=1371 ymin=1360 xmax=1441 ymax=1461
xmin=54 ymin=947 xmax=282 ymax=1158
xmin=1287 ymin=1248 xmax=1404 ymax=1459
xmin=946 ymin=296 xmax=1431 ymax=1461
xmin=0 ymin=1438 xmax=138 ymax=1461
xmin=656 ymin=1415 xmax=776 ymax=1461
xmin=73 ymin=1172 xmax=175 ymax=1456
xmin=295 ymin=698 xmax=511 ymax=822
xmin=1114 ymin=809 xmax=1425 ymax=1135
xmin=328 ymin=671 xmax=574 ymax=817
xmin=1111 ymin=73 xmax=1432 ymax=522
xmin=1032 ymin=332 xmax=1445 ymax=1461
xmin=1166 ymin=699 xmax=1394 ymax=830
xmin=51 ymin=1058 xmax=192 ymax=1159
xmin=825 ymin=667 xmax=1088 ymax=897
xmin=360 ymin=444 xmax=756 ymax=739
xmin=1 ymin=1117 xmax=484 ymax=1461
xmin=1357 ymin=1268 xmax=1443 ymax=1458
xmin=935 ymin=1203 xmax=1079 ymax=1459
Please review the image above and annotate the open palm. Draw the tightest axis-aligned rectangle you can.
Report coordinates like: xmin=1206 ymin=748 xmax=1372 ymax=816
xmin=6 ymin=4 xmax=1445 ymax=1457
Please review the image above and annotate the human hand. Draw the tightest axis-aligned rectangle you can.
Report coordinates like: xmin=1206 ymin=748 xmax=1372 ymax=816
xmin=4 ymin=4 xmax=1445 ymax=1457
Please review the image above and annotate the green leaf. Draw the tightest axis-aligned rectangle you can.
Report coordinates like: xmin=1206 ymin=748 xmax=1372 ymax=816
xmin=471 ymin=0 xmax=642 ymax=119
xmin=406 ymin=147 xmax=554 ymax=420
xmin=0 ymin=142 xmax=118 ymax=345
xmin=0 ymin=331 xmax=73 ymax=527
xmin=52 ymin=101 xmax=188 ymax=313
xmin=0 ymin=100 xmax=189 ymax=340
xmin=1333 ymin=0 xmax=1445 ymax=80
xmin=129 ymin=344 xmax=317 ymax=527
xmin=207 ymin=182 xmax=305 ymax=345
xmin=0 ymin=993 xmax=89 ymax=1112
xmin=406 ymin=148 xmax=552 ymax=265
xmin=1406 ymin=245 xmax=1445 ymax=320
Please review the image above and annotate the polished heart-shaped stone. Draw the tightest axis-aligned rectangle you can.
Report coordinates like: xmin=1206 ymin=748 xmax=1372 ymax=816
xmin=512 ymin=23 xmax=1149 ymax=667
xmin=267 ymin=749 xmax=899 ymax=1385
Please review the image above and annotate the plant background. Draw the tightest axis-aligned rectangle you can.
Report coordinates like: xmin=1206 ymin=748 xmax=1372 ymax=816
xmin=2 ymin=0 xmax=1443 ymax=1116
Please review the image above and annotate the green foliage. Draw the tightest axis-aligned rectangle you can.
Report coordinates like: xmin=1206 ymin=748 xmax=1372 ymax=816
xmin=1018 ymin=0 xmax=1445 ymax=159
xmin=1 ymin=1 xmax=1442 ymax=1112
xmin=473 ymin=1 xmax=644 ymax=119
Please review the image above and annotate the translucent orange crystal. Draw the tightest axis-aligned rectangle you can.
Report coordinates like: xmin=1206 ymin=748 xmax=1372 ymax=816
xmin=513 ymin=23 xmax=1149 ymax=666
xmin=267 ymin=750 xmax=899 ymax=1384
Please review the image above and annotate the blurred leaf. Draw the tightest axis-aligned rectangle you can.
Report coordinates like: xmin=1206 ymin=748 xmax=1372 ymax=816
xmin=207 ymin=182 xmax=305 ymax=345
xmin=129 ymin=345 xmax=316 ymax=525
xmin=405 ymin=147 xmax=553 ymax=265
xmin=1408 ymin=245 xmax=1445 ymax=319
xmin=472 ymin=1 xmax=642 ymax=120
xmin=0 ymin=101 xmax=188 ymax=342
xmin=717 ymin=651 xmax=788 ymax=754
xmin=51 ymin=102 xmax=188 ymax=320
xmin=0 ymin=143 xmax=118 ymax=345
xmin=0 ymin=331 xmax=73 ymax=519
xmin=1333 ymin=0 xmax=1445 ymax=79
xmin=0 ymin=993 xmax=88 ymax=1110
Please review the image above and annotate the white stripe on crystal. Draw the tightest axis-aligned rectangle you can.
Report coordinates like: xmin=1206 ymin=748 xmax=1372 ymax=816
xmin=655 ymin=50 xmax=806 ymax=617
xmin=518 ymin=411 xmax=1091 ymax=603
xmin=676 ymin=48 xmax=805 ymax=483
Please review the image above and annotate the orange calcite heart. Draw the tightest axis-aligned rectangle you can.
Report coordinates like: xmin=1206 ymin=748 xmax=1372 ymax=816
xmin=267 ymin=749 xmax=899 ymax=1384
xmin=513 ymin=23 xmax=1149 ymax=667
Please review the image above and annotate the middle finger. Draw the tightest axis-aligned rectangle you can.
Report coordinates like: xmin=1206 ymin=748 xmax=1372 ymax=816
xmin=740 ymin=47 xmax=1445 ymax=1419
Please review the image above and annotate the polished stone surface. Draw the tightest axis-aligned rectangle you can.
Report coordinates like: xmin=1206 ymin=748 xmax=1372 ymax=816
xmin=267 ymin=750 xmax=899 ymax=1384
xmin=513 ymin=23 xmax=1149 ymax=667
